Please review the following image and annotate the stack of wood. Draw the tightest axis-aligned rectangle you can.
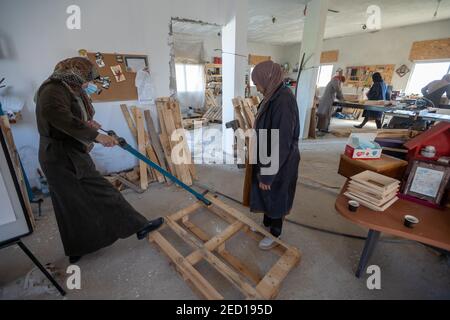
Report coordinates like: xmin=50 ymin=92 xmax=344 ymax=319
xmin=344 ymin=170 xmax=400 ymax=211
xmin=156 ymin=98 xmax=197 ymax=186
xmin=120 ymin=104 xmax=169 ymax=191
xmin=203 ymin=105 xmax=222 ymax=123
xmin=231 ymin=96 xmax=260 ymax=129
xmin=205 ymin=89 xmax=218 ymax=109
xmin=182 ymin=118 xmax=209 ymax=130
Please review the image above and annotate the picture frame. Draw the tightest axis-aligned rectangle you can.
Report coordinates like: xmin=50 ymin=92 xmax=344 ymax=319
xmin=124 ymin=55 xmax=149 ymax=73
xmin=403 ymin=160 xmax=450 ymax=206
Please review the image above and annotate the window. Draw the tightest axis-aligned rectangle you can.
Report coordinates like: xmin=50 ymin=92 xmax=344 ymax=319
xmin=316 ymin=65 xmax=334 ymax=87
xmin=175 ymin=63 xmax=204 ymax=93
xmin=405 ymin=61 xmax=450 ymax=95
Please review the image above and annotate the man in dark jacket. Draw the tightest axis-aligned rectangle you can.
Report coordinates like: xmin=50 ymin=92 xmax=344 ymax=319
xmin=36 ymin=57 xmax=163 ymax=264
xmin=421 ymin=74 xmax=450 ymax=108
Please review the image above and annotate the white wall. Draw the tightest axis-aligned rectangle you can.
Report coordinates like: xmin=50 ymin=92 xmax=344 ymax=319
xmin=281 ymin=19 xmax=450 ymax=92
xmin=0 ymin=0 xmax=231 ymax=186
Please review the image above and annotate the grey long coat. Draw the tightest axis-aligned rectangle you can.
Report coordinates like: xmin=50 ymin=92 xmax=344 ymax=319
xmin=36 ymin=80 xmax=148 ymax=257
xmin=317 ymin=78 xmax=344 ymax=131
xmin=250 ymin=85 xmax=300 ymax=219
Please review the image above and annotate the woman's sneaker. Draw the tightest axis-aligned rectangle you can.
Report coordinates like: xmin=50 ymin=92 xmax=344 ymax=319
xmin=259 ymin=236 xmax=280 ymax=250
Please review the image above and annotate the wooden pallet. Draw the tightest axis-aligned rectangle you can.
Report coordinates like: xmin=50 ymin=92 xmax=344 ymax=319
xmin=149 ymin=194 xmax=301 ymax=300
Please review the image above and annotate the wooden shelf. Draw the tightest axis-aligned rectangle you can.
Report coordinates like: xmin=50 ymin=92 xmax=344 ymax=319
xmin=205 ymin=63 xmax=223 ymax=68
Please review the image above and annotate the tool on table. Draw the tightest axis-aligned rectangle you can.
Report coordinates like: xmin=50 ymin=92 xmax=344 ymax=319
xmin=98 ymin=128 xmax=211 ymax=206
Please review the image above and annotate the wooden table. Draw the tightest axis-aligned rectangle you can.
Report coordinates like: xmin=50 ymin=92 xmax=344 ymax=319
xmin=338 ymin=154 xmax=408 ymax=180
xmin=335 ymin=183 xmax=450 ymax=278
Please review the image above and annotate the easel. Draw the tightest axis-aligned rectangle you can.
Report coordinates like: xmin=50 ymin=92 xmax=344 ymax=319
xmin=0 ymin=240 xmax=66 ymax=296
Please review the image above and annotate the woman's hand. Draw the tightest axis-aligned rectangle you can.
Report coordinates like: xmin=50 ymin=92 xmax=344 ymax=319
xmin=87 ymin=120 xmax=102 ymax=130
xmin=259 ymin=182 xmax=271 ymax=191
xmin=95 ymin=134 xmax=118 ymax=148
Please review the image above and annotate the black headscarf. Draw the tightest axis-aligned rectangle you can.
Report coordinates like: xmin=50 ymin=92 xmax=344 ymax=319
xmin=372 ymin=72 xmax=383 ymax=83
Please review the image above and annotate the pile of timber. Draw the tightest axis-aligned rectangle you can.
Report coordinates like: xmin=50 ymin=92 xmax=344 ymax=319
xmin=182 ymin=118 xmax=209 ymax=130
xmin=115 ymin=101 xmax=196 ymax=194
xmin=231 ymin=96 xmax=260 ymax=129
xmin=203 ymin=105 xmax=222 ymax=123
xmin=156 ymin=98 xmax=197 ymax=186
xmin=205 ymin=89 xmax=218 ymax=109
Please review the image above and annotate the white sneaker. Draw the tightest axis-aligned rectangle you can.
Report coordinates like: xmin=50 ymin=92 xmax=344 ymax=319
xmin=258 ymin=236 xmax=280 ymax=251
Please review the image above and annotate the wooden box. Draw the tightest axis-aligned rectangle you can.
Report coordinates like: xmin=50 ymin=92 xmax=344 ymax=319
xmin=338 ymin=154 xmax=408 ymax=180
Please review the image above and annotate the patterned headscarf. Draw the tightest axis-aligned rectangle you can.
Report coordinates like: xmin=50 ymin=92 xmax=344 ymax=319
xmin=48 ymin=57 xmax=99 ymax=119
xmin=251 ymin=60 xmax=284 ymax=120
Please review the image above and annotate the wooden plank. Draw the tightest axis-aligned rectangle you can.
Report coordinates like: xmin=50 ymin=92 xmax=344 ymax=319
xmin=159 ymin=133 xmax=176 ymax=176
xmin=410 ymin=38 xmax=450 ymax=61
xmin=255 ymin=248 xmax=301 ymax=299
xmin=206 ymin=195 xmax=291 ymax=250
xmin=144 ymin=110 xmax=169 ymax=175
xmin=320 ymin=50 xmax=339 ymax=63
xmin=157 ymin=99 xmax=192 ymax=185
xmin=165 ymin=217 xmax=263 ymax=299
xmin=186 ymin=221 xmax=244 ymax=265
xmin=112 ymin=174 xmax=145 ymax=194
xmin=181 ymin=219 xmax=263 ymax=284
xmin=170 ymin=99 xmax=197 ymax=180
xmin=120 ymin=104 xmax=137 ymax=139
xmin=133 ymin=108 xmax=148 ymax=190
xmin=149 ymin=232 xmax=224 ymax=300
xmin=170 ymin=202 xmax=204 ymax=221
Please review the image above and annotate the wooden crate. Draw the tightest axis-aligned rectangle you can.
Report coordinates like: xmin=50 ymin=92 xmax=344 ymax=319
xmin=149 ymin=194 xmax=301 ymax=300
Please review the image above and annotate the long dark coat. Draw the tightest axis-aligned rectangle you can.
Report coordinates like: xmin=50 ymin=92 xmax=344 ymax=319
xmin=250 ymin=85 xmax=300 ymax=219
xmin=363 ymin=81 xmax=390 ymax=120
xmin=36 ymin=80 xmax=147 ymax=257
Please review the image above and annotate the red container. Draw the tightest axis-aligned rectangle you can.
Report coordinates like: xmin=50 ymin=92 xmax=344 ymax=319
xmin=213 ymin=57 xmax=222 ymax=65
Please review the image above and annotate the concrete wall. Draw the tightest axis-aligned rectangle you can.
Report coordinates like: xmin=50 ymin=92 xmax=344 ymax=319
xmin=281 ymin=19 xmax=450 ymax=92
xmin=0 ymin=0 xmax=230 ymax=186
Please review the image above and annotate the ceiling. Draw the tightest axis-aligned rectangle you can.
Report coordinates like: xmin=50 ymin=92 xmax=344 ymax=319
xmin=173 ymin=0 xmax=450 ymax=46
xmin=249 ymin=0 xmax=450 ymax=45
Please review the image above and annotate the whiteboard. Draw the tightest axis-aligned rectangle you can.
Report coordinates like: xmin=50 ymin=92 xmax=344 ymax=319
xmin=0 ymin=129 xmax=32 ymax=245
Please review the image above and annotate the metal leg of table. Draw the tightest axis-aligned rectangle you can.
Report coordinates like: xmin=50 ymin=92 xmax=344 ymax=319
xmin=355 ymin=230 xmax=381 ymax=278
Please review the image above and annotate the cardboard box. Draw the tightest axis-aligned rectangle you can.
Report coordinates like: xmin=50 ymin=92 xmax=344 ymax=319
xmin=345 ymin=133 xmax=382 ymax=160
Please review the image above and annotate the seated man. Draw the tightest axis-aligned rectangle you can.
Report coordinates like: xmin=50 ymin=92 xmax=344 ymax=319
xmin=421 ymin=74 xmax=450 ymax=108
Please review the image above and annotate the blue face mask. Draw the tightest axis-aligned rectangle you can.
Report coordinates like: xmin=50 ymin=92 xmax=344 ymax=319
xmin=84 ymin=83 xmax=98 ymax=95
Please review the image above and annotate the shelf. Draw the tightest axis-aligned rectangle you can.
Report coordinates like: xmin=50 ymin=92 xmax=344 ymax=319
xmin=205 ymin=63 xmax=223 ymax=68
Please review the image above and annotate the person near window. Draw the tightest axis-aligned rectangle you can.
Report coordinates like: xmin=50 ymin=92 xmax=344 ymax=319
xmin=35 ymin=57 xmax=164 ymax=264
xmin=316 ymin=75 xmax=346 ymax=134
xmin=354 ymin=72 xmax=390 ymax=129
xmin=245 ymin=60 xmax=300 ymax=250
xmin=421 ymin=74 xmax=450 ymax=108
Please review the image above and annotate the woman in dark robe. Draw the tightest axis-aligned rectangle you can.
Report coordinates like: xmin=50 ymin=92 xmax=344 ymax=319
xmin=354 ymin=72 xmax=390 ymax=129
xmin=245 ymin=60 xmax=300 ymax=250
xmin=35 ymin=57 xmax=164 ymax=264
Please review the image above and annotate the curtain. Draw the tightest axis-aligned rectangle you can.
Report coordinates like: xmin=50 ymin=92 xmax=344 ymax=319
xmin=173 ymin=35 xmax=207 ymax=113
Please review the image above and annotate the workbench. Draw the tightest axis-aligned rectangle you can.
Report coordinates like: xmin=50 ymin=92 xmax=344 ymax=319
xmin=335 ymin=181 xmax=450 ymax=278
xmin=333 ymin=101 xmax=450 ymax=123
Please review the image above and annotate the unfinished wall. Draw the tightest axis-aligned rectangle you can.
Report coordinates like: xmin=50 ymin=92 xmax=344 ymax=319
xmin=0 ymin=0 xmax=230 ymax=186
xmin=282 ymin=19 xmax=450 ymax=92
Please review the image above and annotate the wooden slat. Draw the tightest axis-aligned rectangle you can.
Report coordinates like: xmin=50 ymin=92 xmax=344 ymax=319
xmin=181 ymin=219 xmax=263 ymax=284
xmin=170 ymin=202 xmax=204 ymax=221
xmin=112 ymin=174 xmax=145 ymax=194
xmin=170 ymin=100 xmax=197 ymax=180
xmin=149 ymin=232 xmax=224 ymax=300
xmin=144 ymin=110 xmax=169 ymax=176
xmin=206 ymin=195 xmax=291 ymax=250
xmin=255 ymin=248 xmax=301 ymax=299
xmin=320 ymin=50 xmax=339 ymax=64
xmin=186 ymin=221 xmax=244 ymax=265
xmin=120 ymin=104 xmax=137 ymax=138
xmin=165 ymin=217 xmax=263 ymax=299
xmin=133 ymin=108 xmax=148 ymax=190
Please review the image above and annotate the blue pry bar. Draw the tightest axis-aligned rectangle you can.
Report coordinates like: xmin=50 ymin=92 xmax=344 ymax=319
xmin=120 ymin=142 xmax=211 ymax=206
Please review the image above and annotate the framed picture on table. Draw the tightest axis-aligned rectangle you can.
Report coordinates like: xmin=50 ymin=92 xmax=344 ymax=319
xmin=403 ymin=160 xmax=450 ymax=206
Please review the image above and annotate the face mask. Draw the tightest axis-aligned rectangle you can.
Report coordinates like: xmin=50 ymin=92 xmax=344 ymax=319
xmin=84 ymin=83 xmax=98 ymax=95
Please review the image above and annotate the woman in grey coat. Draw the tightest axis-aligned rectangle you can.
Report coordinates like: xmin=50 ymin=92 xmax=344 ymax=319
xmin=316 ymin=76 xmax=345 ymax=133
